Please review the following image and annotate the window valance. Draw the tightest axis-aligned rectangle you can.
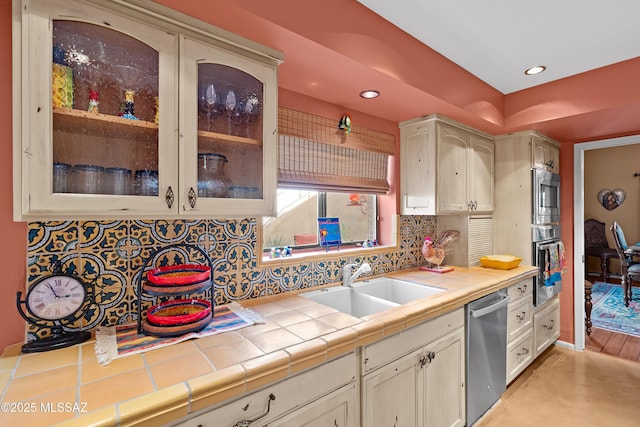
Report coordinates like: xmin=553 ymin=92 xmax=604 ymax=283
xmin=277 ymin=106 xmax=395 ymax=194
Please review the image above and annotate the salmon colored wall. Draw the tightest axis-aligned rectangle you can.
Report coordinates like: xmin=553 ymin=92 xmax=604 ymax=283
xmin=1 ymin=1 xmax=28 ymax=352
xmin=558 ymin=144 xmax=575 ymax=344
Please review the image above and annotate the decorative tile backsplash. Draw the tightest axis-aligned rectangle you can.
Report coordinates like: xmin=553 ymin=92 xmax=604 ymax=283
xmin=25 ymin=216 xmax=435 ymax=339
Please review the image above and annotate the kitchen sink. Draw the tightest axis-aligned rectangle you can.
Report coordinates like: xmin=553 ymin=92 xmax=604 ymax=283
xmin=301 ymin=286 xmax=399 ymax=317
xmin=353 ymin=277 xmax=445 ymax=304
xmin=301 ymin=277 xmax=444 ymax=317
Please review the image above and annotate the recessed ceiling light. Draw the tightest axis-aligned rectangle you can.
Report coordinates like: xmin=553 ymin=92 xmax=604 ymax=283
xmin=359 ymin=90 xmax=380 ymax=99
xmin=525 ymin=66 xmax=546 ymax=75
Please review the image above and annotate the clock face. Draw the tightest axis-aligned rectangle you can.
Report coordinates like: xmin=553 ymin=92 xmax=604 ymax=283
xmin=26 ymin=275 xmax=87 ymax=321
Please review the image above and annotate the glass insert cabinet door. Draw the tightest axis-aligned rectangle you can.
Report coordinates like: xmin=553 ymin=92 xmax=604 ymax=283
xmin=20 ymin=0 xmax=178 ymax=216
xmin=180 ymin=36 xmax=277 ymax=216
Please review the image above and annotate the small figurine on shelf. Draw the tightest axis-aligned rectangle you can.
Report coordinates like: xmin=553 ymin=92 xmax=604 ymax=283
xmin=281 ymin=246 xmax=292 ymax=257
xmin=87 ymin=90 xmax=99 ymax=115
xmin=122 ymin=89 xmax=138 ymax=120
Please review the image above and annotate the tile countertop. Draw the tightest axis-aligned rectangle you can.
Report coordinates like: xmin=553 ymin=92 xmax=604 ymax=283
xmin=0 ymin=265 xmax=537 ymax=427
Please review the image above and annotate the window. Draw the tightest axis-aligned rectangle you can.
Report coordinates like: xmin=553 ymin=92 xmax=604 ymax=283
xmin=262 ymin=189 xmax=377 ymax=249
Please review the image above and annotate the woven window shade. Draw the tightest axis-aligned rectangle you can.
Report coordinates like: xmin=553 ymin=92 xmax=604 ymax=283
xmin=278 ymin=106 xmax=395 ymax=194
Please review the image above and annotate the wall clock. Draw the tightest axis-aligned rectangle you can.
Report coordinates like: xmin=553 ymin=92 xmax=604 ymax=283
xmin=16 ymin=263 xmax=94 ymax=353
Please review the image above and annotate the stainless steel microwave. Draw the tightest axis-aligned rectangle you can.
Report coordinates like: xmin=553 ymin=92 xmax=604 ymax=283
xmin=532 ymin=169 xmax=560 ymax=224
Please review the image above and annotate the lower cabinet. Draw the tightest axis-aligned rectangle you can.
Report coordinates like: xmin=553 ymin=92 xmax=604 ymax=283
xmin=172 ymin=352 xmax=356 ymax=427
xmin=505 ymin=279 xmax=534 ymax=384
xmin=267 ymin=383 xmax=356 ymax=427
xmin=533 ymin=295 xmax=561 ymax=357
xmin=361 ymin=309 xmax=465 ymax=427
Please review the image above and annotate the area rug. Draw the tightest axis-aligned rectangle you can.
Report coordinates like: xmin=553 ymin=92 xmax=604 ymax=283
xmin=591 ymin=282 xmax=640 ymax=337
xmin=94 ymin=302 xmax=263 ymax=365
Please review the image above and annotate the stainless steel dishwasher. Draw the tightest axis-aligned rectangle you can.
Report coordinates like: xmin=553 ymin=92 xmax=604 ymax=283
xmin=465 ymin=289 xmax=510 ymax=426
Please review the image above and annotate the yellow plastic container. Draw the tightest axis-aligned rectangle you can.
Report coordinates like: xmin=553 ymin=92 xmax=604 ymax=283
xmin=479 ymin=255 xmax=522 ymax=270
xmin=52 ymin=63 xmax=74 ymax=109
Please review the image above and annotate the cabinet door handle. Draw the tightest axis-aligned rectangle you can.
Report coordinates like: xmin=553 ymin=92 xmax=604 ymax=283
xmin=543 ymin=319 xmax=555 ymax=330
xmin=420 ymin=351 xmax=436 ymax=367
xmin=516 ymin=311 xmax=526 ymax=321
xmin=187 ymin=187 xmax=197 ymax=208
xmin=517 ymin=347 xmax=530 ymax=357
xmin=165 ymin=186 xmax=174 ymax=208
xmin=232 ymin=393 xmax=276 ymax=427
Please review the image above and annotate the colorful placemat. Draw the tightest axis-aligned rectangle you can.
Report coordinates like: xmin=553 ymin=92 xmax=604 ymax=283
xmin=591 ymin=282 xmax=640 ymax=337
xmin=94 ymin=302 xmax=263 ymax=365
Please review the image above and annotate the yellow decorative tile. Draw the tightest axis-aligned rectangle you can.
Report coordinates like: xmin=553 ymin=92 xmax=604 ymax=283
xmin=119 ymin=383 xmax=189 ymax=427
xmin=50 ymin=406 xmax=117 ymax=427
xmin=242 ymin=350 xmax=290 ymax=392
xmin=0 ymin=387 xmax=77 ymax=426
xmin=81 ymin=342 xmax=145 ymax=384
xmin=0 ymin=354 xmax=19 ymax=371
xmin=1 ymin=343 xmax=23 ymax=358
xmin=320 ymin=328 xmax=358 ymax=361
xmin=15 ymin=345 xmax=80 ymax=377
xmin=188 ymin=364 xmax=246 ymax=413
xmin=80 ymin=369 xmax=153 ymax=411
xmin=374 ymin=309 xmax=407 ymax=337
xmin=201 ymin=338 xmax=264 ymax=370
xmin=148 ymin=351 xmax=213 ymax=389
xmin=195 ymin=331 xmax=244 ymax=350
xmin=266 ymin=310 xmax=313 ymax=327
xmin=352 ymin=319 xmax=385 ymax=347
xmin=316 ymin=312 xmax=361 ymax=329
xmin=142 ymin=340 xmax=200 ymax=365
xmin=236 ymin=321 xmax=280 ymax=337
xmin=285 ymin=319 xmax=337 ymax=341
xmin=248 ymin=328 xmax=304 ymax=354
xmin=284 ymin=338 xmax=327 ymax=374
xmin=4 ymin=365 xmax=77 ymax=402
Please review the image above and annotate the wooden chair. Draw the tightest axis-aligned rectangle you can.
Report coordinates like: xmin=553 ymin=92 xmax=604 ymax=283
xmin=610 ymin=221 xmax=640 ymax=306
xmin=584 ymin=280 xmax=592 ymax=336
xmin=584 ymin=219 xmax=617 ymax=282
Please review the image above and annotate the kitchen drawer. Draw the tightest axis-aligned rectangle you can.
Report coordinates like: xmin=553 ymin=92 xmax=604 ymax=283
xmin=506 ymin=330 xmax=533 ymax=384
xmin=362 ymin=308 xmax=464 ymax=374
xmin=534 ymin=296 xmax=560 ymax=357
xmin=172 ymin=352 xmax=356 ymax=427
xmin=507 ymin=278 xmax=533 ymax=303
xmin=507 ymin=297 xmax=532 ymax=343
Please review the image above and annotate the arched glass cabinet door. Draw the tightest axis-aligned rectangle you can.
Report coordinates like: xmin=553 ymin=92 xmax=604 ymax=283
xmin=21 ymin=0 xmax=178 ymax=217
xmin=180 ymin=35 xmax=278 ymax=216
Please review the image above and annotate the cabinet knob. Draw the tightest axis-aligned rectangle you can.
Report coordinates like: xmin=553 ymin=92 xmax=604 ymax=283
xmin=543 ymin=319 xmax=555 ymax=331
xmin=516 ymin=311 xmax=526 ymax=321
xmin=165 ymin=186 xmax=174 ymax=208
xmin=188 ymin=187 xmax=197 ymax=208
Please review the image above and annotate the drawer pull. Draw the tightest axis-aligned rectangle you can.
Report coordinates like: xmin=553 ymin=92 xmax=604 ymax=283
xmin=517 ymin=347 xmax=530 ymax=357
xmin=518 ymin=284 xmax=527 ymax=294
xmin=516 ymin=311 xmax=526 ymax=321
xmin=543 ymin=319 xmax=555 ymax=331
xmin=233 ymin=393 xmax=276 ymax=427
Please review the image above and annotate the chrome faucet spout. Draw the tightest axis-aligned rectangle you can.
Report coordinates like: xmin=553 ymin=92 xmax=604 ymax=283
xmin=342 ymin=262 xmax=371 ymax=287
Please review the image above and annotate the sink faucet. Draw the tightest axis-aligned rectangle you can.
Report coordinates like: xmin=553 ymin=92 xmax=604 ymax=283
xmin=343 ymin=262 xmax=372 ymax=287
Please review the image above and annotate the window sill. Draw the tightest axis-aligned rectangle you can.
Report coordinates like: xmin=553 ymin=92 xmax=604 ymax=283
xmin=258 ymin=243 xmax=398 ymax=267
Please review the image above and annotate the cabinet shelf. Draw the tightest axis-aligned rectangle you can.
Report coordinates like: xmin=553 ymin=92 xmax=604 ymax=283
xmin=53 ymin=107 xmax=158 ymax=138
xmin=197 ymin=129 xmax=262 ymax=146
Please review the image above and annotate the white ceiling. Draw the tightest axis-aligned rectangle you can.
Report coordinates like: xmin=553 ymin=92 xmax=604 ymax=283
xmin=357 ymin=0 xmax=640 ymax=94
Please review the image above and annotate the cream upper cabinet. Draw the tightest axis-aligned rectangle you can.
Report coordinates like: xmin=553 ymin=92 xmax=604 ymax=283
xmin=13 ymin=0 xmax=281 ymax=220
xmin=400 ymin=115 xmax=494 ymax=215
xmin=532 ymin=135 xmax=560 ymax=173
